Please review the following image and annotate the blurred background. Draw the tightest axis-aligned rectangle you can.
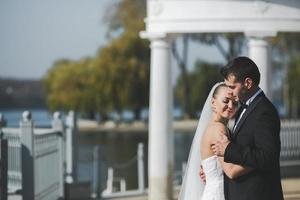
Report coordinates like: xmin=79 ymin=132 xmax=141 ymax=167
xmin=1 ymin=0 xmax=300 ymax=199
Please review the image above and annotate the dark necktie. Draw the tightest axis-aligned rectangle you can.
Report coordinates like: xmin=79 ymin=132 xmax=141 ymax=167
xmin=240 ymin=102 xmax=248 ymax=110
xmin=231 ymin=102 xmax=248 ymax=138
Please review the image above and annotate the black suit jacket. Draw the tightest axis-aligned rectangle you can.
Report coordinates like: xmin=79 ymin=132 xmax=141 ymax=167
xmin=224 ymin=92 xmax=283 ymax=200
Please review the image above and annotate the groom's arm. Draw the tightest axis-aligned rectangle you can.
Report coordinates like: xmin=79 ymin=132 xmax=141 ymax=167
xmin=218 ymin=157 xmax=253 ymax=179
xmin=224 ymin=109 xmax=281 ymax=171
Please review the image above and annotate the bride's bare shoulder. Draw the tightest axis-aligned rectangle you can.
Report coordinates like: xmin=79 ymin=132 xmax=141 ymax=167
xmin=206 ymin=122 xmax=227 ymax=136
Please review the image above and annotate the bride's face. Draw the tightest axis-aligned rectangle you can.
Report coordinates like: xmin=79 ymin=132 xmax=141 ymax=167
xmin=212 ymin=87 xmax=238 ymax=119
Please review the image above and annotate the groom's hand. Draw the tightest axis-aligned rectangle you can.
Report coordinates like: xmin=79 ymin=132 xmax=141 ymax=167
xmin=211 ymin=134 xmax=230 ymax=156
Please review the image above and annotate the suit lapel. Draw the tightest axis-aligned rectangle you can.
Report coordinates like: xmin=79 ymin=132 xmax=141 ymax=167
xmin=232 ymin=92 xmax=265 ymax=138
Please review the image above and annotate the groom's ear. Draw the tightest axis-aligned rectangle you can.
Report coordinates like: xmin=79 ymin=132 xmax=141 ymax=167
xmin=244 ymin=78 xmax=253 ymax=89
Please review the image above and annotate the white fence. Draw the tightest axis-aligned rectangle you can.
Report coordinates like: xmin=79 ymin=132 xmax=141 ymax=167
xmin=0 ymin=111 xmax=77 ymax=200
xmin=280 ymin=120 xmax=300 ymax=164
xmin=2 ymin=128 xmax=21 ymax=194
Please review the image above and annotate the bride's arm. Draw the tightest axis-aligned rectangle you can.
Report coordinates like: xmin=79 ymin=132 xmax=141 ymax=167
xmin=218 ymin=157 xmax=253 ymax=179
xmin=212 ymin=125 xmax=253 ymax=179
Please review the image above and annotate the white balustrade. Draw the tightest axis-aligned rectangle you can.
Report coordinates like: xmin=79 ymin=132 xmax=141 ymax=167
xmin=0 ymin=110 xmax=76 ymax=200
xmin=280 ymin=120 xmax=300 ymax=165
xmin=2 ymin=128 xmax=22 ymax=193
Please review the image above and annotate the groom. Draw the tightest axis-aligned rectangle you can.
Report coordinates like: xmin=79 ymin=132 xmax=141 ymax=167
xmin=212 ymin=56 xmax=283 ymax=200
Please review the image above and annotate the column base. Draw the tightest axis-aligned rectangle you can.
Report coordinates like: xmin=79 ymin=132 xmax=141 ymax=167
xmin=149 ymin=177 xmax=173 ymax=200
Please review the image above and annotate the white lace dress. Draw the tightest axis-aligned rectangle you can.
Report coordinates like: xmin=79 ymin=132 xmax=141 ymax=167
xmin=201 ymin=155 xmax=225 ymax=200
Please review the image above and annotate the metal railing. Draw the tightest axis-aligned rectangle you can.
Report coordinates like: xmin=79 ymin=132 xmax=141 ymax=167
xmin=101 ymin=143 xmax=146 ymax=199
xmin=280 ymin=120 xmax=300 ymax=165
xmin=0 ymin=110 xmax=77 ymax=200
xmin=1 ymin=127 xmax=21 ymax=194
xmin=33 ymin=129 xmax=63 ymax=200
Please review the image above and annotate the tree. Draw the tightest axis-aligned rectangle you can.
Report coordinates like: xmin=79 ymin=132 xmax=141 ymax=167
xmin=93 ymin=32 xmax=150 ymax=119
xmin=286 ymin=54 xmax=300 ymax=118
xmin=104 ymin=0 xmax=146 ymax=37
xmin=173 ymin=33 xmax=244 ymax=118
xmin=172 ymin=35 xmax=193 ymax=118
xmin=269 ymin=33 xmax=300 ymax=117
xmin=43 ymin=0 xmax=149 ymax=120
xmin=100 ymin=0 xmax=149 ymax=119
xmin=190 ymin=33 xmax=245 ymax=61
xmin=43 ymin=58 xmax=99 ymax=118
xmin=105 ymin=0 xmax=247 ymax=119
xmin=175 ymin=61 xmax=223 ymax=117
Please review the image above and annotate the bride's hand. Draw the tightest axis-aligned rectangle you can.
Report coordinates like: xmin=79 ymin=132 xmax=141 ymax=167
xmin=199 ymin=165 xmax=206 ymax=183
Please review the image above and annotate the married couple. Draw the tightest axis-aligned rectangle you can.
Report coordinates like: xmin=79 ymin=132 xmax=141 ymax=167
xmin=179 ymin=57 xmax=284 ymax=200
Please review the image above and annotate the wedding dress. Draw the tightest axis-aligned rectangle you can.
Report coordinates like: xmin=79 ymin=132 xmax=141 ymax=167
xmin=179 ymin=82 xmax=225 ymax=200
xmin=201 ymin=155 xmax=224 ymax=200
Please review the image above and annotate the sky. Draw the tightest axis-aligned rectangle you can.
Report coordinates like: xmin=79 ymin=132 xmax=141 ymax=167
xmin=0 ymin=0 xmax=224 ymax=81
xmin=0 ymin=0 xmax=118 ymax=80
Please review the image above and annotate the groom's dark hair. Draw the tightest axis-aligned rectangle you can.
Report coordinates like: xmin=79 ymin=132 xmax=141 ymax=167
xmin=220 ymin=56 xmax=260 ymax=86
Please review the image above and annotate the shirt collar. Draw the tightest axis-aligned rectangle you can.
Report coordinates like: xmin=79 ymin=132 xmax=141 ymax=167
xmin=246 ymin=88 xmax=262 ymax=106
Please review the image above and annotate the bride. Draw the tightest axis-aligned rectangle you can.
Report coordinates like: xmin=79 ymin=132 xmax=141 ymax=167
xmin=179 ymin=82 xmax=252 ymax=200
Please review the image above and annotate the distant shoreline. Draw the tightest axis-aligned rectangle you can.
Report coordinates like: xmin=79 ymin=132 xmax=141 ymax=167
xmin=78 ymin=119 xmax=198 ymax=133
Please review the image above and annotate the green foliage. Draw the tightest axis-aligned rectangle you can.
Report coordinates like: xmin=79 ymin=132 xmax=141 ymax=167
xmin=190 ymin=33 xmax=245 ymax=60
xmin=104 ymin=0 xmax=146 ymax=37
xmin=43 ymin=0 xmax=150 ymax=120
xmin=287 ymin=54 xmax=300 ymax=97
xmin=175 ymin=62 xmax=223 ymax=117
xmin=270 ymin=33 xmax=300 ymax=58
xmin=287 ymin=54 xmax=300 ymax=98
xmin=43 ymin=58 xmax=96 ymax=113
xmin=43 ymin=33 xmax=150 ymax=119
xmin=285 ymin=54 xmax=300 ymax=117
xmin=94 ymin=32 xmax=150 ymax=117
xmin=270 ymin=33 xmax=300 ymax=117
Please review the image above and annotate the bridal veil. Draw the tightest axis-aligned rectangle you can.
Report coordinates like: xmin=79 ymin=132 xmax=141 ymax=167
xmin=178 ymin=82 xmax=223 ymax=200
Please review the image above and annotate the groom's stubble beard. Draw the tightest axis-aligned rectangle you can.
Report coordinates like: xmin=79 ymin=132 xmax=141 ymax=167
xmin=238 ymin=84 xmax=249 ymax=103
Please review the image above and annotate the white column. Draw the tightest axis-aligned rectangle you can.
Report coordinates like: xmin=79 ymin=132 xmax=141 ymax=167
xmin=137 ymin=143 xmax=145 ymax=192
xmin=52 ymin=112 xmax=65 ymax=197
xmin=148 ymin=35 xmax=173 ymax=200
xmin=247 ymin=36 xmax=272 ymax=100
xmin=20 ymin=111 xmax=35 ymax=200
xmin=65 ymin=111 xmax=77 ymax=183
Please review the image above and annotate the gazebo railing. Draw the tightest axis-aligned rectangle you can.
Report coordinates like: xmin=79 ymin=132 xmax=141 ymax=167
xmin=0 ymin=111 xmax=71 ymax=200
xmin=1 ymin=128 xmax=22 ymax=194
xmin=280 ymin=120 xmax=300 ymax=165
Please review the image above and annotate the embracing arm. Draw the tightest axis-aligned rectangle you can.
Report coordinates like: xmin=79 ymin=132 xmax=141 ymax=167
xmin=218 ymin=157 xmax=253 ymax=179
xmin=210 ymin=124 xmax=253 ymax=179
xmin=224 ymin=108 xmax=281 ymax=170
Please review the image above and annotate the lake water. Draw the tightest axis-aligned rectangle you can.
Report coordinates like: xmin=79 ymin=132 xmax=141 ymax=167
xmin=0 ymin=109 xmax=53 ymax=127
xmin=0 ymin=110 xmax=194 ymax=193
xmin=77 ymin=130 xmax=193 ymax=192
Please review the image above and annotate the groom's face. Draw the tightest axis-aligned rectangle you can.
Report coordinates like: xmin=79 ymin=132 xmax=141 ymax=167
xmin=224 ymin=74 xmax=247 ymax=102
